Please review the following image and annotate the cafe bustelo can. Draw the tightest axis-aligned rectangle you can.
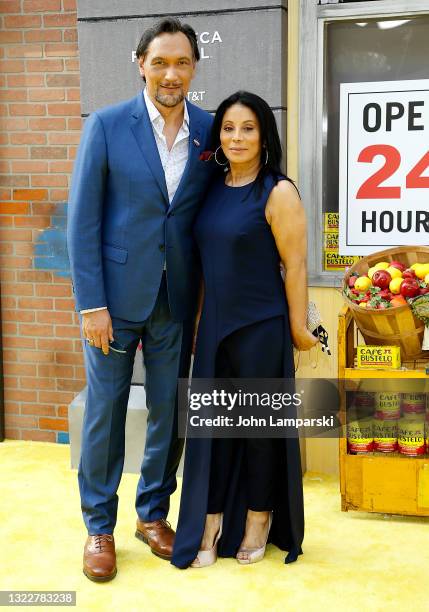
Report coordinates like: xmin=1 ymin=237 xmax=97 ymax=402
xmin=398 ymin=416 xmax=425 ymax=457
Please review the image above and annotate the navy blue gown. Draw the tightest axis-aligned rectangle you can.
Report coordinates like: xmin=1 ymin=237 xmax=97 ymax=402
xmin=171 ymin=171 xmax=304 ymax=567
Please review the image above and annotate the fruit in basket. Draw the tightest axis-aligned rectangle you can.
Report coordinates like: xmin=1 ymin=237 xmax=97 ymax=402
xmin=389 ymin=277 xmax=403 ymax=294
xmin=390 ymin=295 xmax=407 ymax=307
xmin=343 ymin=250 xmax=429 ymax=360
xmin=379 ymin=289 xmax=393 ymax=301
xmin=389 ymin=260 xmax=406 ymax=272
xmin=400 ymin=278 xmax=420 ymax=298
xmin=357 ymin=292 xmax=371 ymax=302
xmin=367 ymin=266 xmax=377 ymax=279
xmin=403 ymin=268 xmax=417 ymax=279
xmin=413 ymin=263 xmax=425 ymax=279
xmin=344 ymin=252 xmax=429 ymax=312
xmin=411 ymin=263 xmax=429 ymax=279
xmin=348 ymin=272 xmax=359 ymax=288
xmin=354 ymin=276 xmax=372 ymax=292
xmin=372 ymin=269 xmax=391 ymax=289
xmin=386 ymin=265 xmax=402 ymax=279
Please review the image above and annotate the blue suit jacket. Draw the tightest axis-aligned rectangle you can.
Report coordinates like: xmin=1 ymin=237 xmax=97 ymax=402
xmin=67 ymin=92 xmax=214 ymax=322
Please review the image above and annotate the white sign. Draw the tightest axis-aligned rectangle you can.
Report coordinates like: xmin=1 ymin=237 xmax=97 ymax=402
xmin=339 ymin=79 xmax=429 ymax=255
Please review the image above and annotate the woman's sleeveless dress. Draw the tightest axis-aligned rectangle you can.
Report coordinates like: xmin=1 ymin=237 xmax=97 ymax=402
xmin=171 ymin=172 xmax=304 ymax=567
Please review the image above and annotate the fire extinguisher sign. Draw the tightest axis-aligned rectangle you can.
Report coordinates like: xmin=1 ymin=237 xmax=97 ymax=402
xmin=339 ymin=79 xmax=429 ymax=255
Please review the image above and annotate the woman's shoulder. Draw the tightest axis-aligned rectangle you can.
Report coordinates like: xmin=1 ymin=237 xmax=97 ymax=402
xmin=266 ymin=172 xmax=300 ymax=200
xmin=265 ymin=173 xmax=303 ymax=223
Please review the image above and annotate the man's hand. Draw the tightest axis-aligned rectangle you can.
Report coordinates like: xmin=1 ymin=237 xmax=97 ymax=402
xmin=82 ymin=310 xmax=114 ymax=355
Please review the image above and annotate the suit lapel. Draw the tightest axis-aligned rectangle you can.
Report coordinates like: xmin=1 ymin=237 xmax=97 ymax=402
xmin=169 ymin=101 xmax=202 ymax=210
xmin=130 ymin=92 xmax=169 ymax=205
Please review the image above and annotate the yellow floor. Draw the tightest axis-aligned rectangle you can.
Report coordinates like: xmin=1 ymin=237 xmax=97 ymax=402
xmin=1 ymin=440 xmax=429 ymax=612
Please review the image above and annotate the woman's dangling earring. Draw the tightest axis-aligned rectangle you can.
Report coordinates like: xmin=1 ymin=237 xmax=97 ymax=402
xmin=214 ymin=146 xmax=229 ymax=166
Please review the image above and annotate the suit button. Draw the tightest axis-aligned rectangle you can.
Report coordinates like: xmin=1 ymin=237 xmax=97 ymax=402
xmin=159 ymin=244 xmax=165 ymax=251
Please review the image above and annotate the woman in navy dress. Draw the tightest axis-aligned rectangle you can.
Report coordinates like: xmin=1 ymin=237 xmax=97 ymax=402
xmin=172 ymin=91 xmax=317 ymax=569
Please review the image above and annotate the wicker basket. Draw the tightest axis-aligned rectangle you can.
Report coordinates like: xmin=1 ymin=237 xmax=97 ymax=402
xmin=343 ymin=246 xmax=429 ymax=361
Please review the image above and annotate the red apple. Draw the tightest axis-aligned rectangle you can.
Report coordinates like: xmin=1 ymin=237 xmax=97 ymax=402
xmin=419 ymin=287 xmax=429 ymax=295
xmin=403 ymin=268 xmax=417 ymax=279
xmin=348 ymin=275 xmax=358 ymax=288
xmin=372 ymin=269 xmax=392 ymax=290
xmin=400 ymin=278 xmax=420 ymax=298
xmin=389 ymin=260 xmax=406 ymax=272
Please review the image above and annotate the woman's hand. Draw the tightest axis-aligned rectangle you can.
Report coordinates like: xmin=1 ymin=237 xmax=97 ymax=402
xmin=291 ymin=327 xmax=319 ymax=351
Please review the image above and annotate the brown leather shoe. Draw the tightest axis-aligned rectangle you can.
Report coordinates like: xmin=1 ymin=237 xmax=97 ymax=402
xmin=83 ymin=534 xmax=117 ymax=582
xmin=135 ymin=518 xmax=175 ymax=560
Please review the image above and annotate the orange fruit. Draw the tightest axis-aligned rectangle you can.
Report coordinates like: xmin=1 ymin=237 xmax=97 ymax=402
xmin=390 ymin=295 xmax=407 ymax=307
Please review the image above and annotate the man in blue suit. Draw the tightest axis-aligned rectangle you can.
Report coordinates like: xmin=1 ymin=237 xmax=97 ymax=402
xmin=67 ymin=17 xmax=213 ymax=582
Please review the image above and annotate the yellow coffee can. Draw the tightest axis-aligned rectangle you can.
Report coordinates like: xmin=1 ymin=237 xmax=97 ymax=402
xmin=398 ymin=416 xmax=425 ymax=457
xmin=374 ymin=392 xmax=401 ymax=420
xmin=373 ymin=418 xmax=398 ymax=453
xmin=347 ymin=417 xmax=373 ymax=454
xmin=401 ymin=393 xmax=426 ymax=415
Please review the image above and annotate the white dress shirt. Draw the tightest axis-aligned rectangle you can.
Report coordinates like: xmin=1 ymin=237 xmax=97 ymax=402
xmin=80 ymin=89 xmax=190 ymax=314
xmin=144 ymin=87 xmax=190 ymax=203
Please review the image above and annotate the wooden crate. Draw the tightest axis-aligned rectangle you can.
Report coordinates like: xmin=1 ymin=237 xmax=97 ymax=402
xmin=338 ymin=305 xmax=429 ymax=516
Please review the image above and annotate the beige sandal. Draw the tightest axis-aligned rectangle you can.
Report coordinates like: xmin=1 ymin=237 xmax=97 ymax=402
xmin=191 ymin=515 xmax=223 ymax=568
xmin=236 ymin=512 xmax=272 ymax=565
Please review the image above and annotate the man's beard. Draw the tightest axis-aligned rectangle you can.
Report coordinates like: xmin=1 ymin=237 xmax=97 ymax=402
xmin=155 ymin=88 xmax=185 ymax=108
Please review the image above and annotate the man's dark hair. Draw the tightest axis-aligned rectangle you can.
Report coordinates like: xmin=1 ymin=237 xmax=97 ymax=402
xmin=211 ymin=91 xmax=296 ymax=198
xmin=136 ymin=17 xmax=200 ymax=62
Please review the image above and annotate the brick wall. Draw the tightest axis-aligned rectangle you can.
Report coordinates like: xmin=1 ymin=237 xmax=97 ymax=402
xmin=0 ymin=0 xmax=85 ymax=442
